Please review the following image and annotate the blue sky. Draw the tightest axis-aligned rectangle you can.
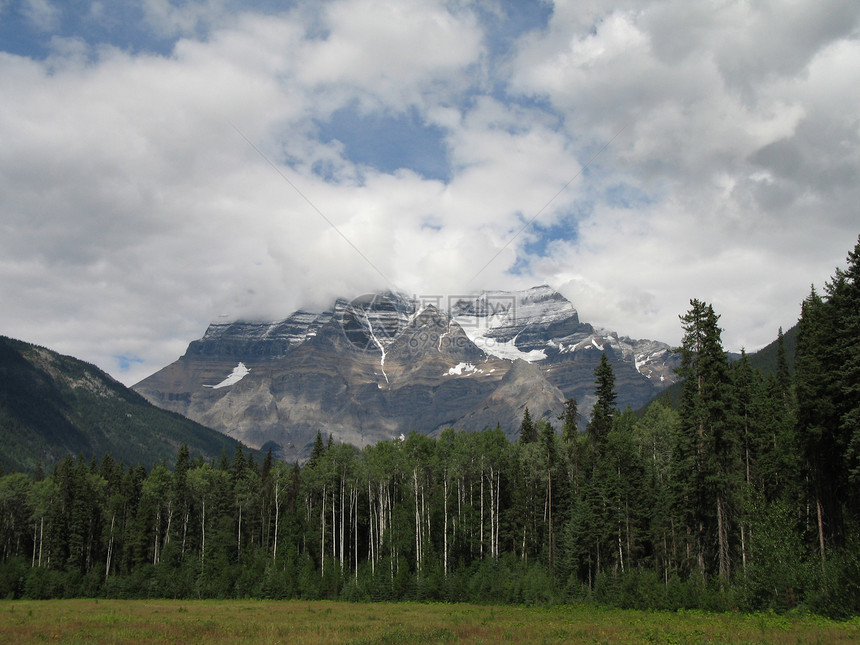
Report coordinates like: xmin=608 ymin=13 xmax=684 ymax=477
xmin=1 ymin=0 xmax=859 ymax=385
xmin=316 ymin=105 xmax=451 ymax=182
xmin=0 ymin=1 xmax=169 ymax=57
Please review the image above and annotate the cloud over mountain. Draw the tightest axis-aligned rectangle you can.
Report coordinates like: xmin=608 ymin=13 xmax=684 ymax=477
xmin=0 ymin=1 xmax=858 ymax=385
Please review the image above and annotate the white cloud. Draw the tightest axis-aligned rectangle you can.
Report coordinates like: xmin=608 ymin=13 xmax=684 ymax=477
xmin=297 ymin=0 xmax=482 ymax=105
xmin=0 ymin=0 xmax=858 ymax=385
xmin=139 ymin=0 xmax=232 ymax=39
xmin=508 ymin=0 xmax=860 ymax=350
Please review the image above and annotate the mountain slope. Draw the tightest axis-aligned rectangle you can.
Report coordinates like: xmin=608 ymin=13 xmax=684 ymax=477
xmin=0 ymin=336 xmax=243 ymax=473
xmin=748 ymin=324 xmax=797 ymax=374
xmin=134 ymin=286 xmax=680 ymax=461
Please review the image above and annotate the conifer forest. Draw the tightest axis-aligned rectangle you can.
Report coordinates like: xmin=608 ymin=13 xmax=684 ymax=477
xmin=1 ymin=236 xmax=859 ymax=617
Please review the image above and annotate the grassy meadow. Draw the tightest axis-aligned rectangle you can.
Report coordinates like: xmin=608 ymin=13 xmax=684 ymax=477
xmin=1 ymin=600 xmax=859 ymax=644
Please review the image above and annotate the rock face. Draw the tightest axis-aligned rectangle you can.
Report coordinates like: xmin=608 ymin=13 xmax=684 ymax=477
xmin=133 ymin=286 xmax=678 ymax=461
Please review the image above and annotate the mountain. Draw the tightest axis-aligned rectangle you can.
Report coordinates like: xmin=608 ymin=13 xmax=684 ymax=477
xmin=0 ymin=336 xmax=244 ymax=473
xmin=748 ymin=324 xmax=797 ymax=374
xmin=134 ymin=286 xmax=679 ymax=461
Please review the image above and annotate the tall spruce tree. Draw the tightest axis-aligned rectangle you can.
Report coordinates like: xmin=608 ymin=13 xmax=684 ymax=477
xmin=836 ymin=237 xmax=860 ymax=511
xmin=795 ymin=286 xmax=843 ymax=560
xmin=573 ymin=352 xmax=620 ymax=585
xmin=520 ymin=407 xmax=537 ymax=444
xmin=587 ymin=352 xmax=617 ymax=449
xmin=559 ymin=398 xmax=579 ymax=445
xmin=309 ymin=430 xmax=326 ymax=468
xmin=674 ymin=299 xmax=736 ymax=581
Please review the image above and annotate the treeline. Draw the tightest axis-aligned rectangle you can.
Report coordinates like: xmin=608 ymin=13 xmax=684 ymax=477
xmin=1 ymin=237 xmax=859 ymax=616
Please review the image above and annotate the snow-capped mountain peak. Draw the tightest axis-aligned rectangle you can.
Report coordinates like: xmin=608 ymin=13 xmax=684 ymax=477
xmin=135 ymin=286 xmax=679 ymax=461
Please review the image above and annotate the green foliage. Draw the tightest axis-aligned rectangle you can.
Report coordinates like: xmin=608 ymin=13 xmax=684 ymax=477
xmin=587 ymin=352 xmax=617 ymax=448
xmin=738 ymin=497 xmax=810 ymax=612
xmin=808 ymin=538 xmax=860 ymax=619
xmin=519 ymin=407 xmax=537 ymax=443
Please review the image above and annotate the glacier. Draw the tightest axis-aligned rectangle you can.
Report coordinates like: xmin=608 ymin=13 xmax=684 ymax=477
xmin=203 ymin=362 xmax=250 ymax=389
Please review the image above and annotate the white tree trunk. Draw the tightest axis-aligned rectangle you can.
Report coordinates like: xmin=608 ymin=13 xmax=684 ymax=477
xmin=38 ymin=515 xmax=44 ymax=567
xmin=154 ymin=508 xmax=161 ymax=565
xmin=480 ymin=463 xmax=484 ymax=558
xmin=200 ymin=498 xmax=206 ymax=564
xmin=237 ymin=505 xmax=242 ymax=562
xmin=340 ymin=477 xmax=345 ymax=570
xmin=443 ymin=476 xmax=448 ymax=576
xmin=105 ymin=514 xmax=114 ymax=580
xmin=273 ymin=479 xmax=280 ymax=562
xmin=817 ymin=495 xmax=826 ymax=567
xmin=321 ymin=484 xmax=326 ymax=576
xmin=413 ymin=467 xmax=421 ymax=572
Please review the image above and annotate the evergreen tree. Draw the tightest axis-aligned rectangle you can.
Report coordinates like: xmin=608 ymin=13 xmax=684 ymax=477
xmin=674 ymin=299 xmax=736 ymax=581
xmin=309 ymin=430 xmax=326 ymax=467
xmin=795 ymin=286 xmax=843 ymax=560
xmin=519 ymin=407 xmax=537 ymax=444
xmin=0 ymin=473 xmax=32 ymax=563
xmin=837 ymin=237 xmax=860 ymax=507
xmin=233 ymin=453 xmax=259 ymax=564
xmin=775 ymin=327 xmax=792 ymax=400
xmin=559 ymin=398 xmax=579 ymax=445
xmin=261 ymin=448 xmax=274 ymax=483
xmin=587 ymin=353 xmax=616 ymax=449
xmin=563 ymin=353 xmax=621 ymax=588
xmin=231 ymin=445 xmax=247 ymax=483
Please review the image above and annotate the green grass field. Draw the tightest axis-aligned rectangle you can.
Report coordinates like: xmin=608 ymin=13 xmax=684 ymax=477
xmin=1 ymin=600 xmax=859 ymax=644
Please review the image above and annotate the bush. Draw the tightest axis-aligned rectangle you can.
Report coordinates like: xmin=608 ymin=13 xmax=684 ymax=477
xmin=618 ymin=569 xmax=666 ymax=610
xmin=0 ymin=556 xmax=28 ymax=599
xmin=24 ymin=566 xmax=72 ymax=599
xmin=519 ymin=562 xmax=556 ymax=606
xmin=807 ymin=546 xmax=860 ymax=619
xmin=234 ymin=552 xmax=267 ymax=598
xmin=738 ymin=500 xmax=810 ymax=612
xmin=260 ymin=560 xmax=298 ymax=600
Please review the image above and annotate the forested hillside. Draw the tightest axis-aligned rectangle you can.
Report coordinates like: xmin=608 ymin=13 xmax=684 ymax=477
xmin=0 ymin=336 xmax=243 ymax=473
xmin=1 ymin=236 xmax=858 ymax=616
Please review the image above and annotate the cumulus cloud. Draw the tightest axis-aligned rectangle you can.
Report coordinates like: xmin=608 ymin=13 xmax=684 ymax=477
xmin=510 ymin=0 xmax=860 ymax=346
xmin=0 ymin=0 xmax=858 ymax=385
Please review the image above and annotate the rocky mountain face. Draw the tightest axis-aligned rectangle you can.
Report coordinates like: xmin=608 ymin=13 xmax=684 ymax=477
xmin=133 ymin=286 xmax=678 ymax=461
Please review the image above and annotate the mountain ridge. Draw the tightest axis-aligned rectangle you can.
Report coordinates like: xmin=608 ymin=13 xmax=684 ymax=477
xmin=134 ymin=286 xmax=679 ymax=461
xmin=0 ymin=335 xmax=244 ymax=473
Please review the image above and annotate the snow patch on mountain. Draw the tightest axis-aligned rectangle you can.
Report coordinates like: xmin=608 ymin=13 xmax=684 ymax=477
xmin=204 ymin=362 xmax=250 ymax=389
xmin=450 ymin=286 xmax=574 ymax=362
xmin=474 ymin=337 xmax=547 ymax=362
xmin=447 ymin=362 xmax=477 ymax=376
xmin=364 ymin=311 xmax=390 ymax=385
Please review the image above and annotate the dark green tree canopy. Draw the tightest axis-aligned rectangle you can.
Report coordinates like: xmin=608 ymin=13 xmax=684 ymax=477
xmin=587 ymin=352 xmax=616 ymax=447
xmin=520 ymin=406 xmax=537 ymax=444
xmin=559 ymin=398 xmax=579 ymax=444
